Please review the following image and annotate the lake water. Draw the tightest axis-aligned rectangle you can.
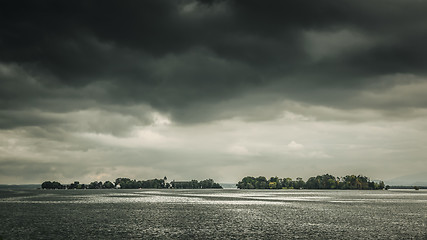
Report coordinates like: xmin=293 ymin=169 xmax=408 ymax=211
xmin=0 ymin=189 xmax=426 ymax=239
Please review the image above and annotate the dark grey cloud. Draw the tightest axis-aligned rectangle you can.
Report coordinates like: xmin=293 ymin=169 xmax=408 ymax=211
xmin=0 ymin=1 xmax=427 ymax=109
xmin=2 ymin=0 xmax=427 ymax=127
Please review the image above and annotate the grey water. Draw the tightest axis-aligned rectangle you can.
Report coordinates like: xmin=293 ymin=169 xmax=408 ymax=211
xmin=0 ymin=189 xmax=426 ymax=239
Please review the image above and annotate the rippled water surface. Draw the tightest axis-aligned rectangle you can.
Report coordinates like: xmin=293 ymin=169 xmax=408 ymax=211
xmin=0 ymin=189 xmax=426 ymax=239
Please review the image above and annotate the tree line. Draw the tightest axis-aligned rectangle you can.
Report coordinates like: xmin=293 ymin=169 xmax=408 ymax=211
xmin=41 ymin=177 xmax=222 ymax=189
xmin=237 ymin=174 xmax=386 ymax=190
xmin=171 ymin=179 xmax=222 ymax=189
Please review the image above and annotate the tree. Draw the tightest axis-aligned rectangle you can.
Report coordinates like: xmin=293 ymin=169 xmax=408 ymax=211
xmin=269 ymin=177 xmax=280 ymax=189
xmin=42 ymin=181 xmax=52 ymax=189
xmin=42 ymin=181 xmax=63 ymax=189
xmin=200 ymin=179 xmax=222 ymax=189
xmin=305 ymin=177 xmax=318 ymax=189
xmin=89 ymin=181 xmax=103 ymax=189
xmin=103 ymin=181 xmax=114 ymax=189
xmin=269 ymin=182 xmax=277 ymax=189
xmin=279 ymin=177 xmax=291 ymax=189
xmin=237 ymin=176 xmax=256 ymax=189
xmin=293 ymin=177 xmax=305 ymax=189
xmin=378 ymin=181 xmax=385 ymax=190
xmin=255 ymin=176 xmax=268 ymax=189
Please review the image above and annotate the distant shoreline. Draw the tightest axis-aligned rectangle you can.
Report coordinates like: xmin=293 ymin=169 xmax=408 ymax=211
xmin=0 ymin=185 xmax=426 ymax=190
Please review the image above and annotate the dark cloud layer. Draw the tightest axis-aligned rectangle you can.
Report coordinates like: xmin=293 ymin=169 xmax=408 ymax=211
xmin=2 ymin=0 xmax=427 ymax=127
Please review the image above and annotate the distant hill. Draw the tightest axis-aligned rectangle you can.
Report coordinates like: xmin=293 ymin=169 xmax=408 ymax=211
xmin=385 ymin=172 xmax=427 ymax=186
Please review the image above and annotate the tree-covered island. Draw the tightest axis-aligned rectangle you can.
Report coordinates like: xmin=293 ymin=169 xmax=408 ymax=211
xmin=237 ymin=174 xmax=385 ymax=190
xmin=41 ymin=177 xmax=222 ymax=189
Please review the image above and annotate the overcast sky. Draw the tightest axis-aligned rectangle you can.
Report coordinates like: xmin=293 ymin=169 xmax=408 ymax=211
xmin=1 ymin=0 xmax=427 ymax=184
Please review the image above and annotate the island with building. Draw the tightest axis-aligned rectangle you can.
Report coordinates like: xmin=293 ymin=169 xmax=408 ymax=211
xmin=41 ymin=176 xmax=223 ymax=189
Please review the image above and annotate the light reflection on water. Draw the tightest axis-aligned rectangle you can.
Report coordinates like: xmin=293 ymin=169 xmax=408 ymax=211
xmin=0 ymin=189 xmax=426 ymax=239
xmin=1 ymin=189 xmax=427 ymax=205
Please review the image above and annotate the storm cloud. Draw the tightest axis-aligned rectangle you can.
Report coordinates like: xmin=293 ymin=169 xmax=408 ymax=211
xmin=1 ymin=0 xmax=426 ymax=184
